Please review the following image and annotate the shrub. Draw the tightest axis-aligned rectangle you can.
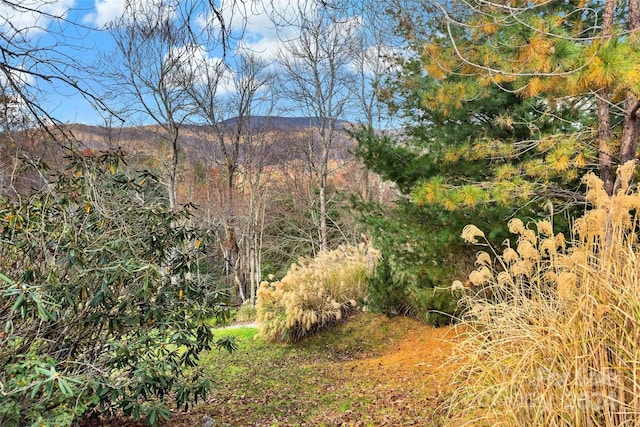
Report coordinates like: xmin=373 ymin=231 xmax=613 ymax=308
xmin=366 ymin=255 xmax=410 ymax=315
xmin=0 ymin=150 xmax=233 ymax=426
xmin=366 ymin=255 xmax=462 ymax=325
xmin=256 ymin=244 xmax=379 ymax=342
xmin=352 ymin=196 xmax=492 ymax=324
xmin=447 ymin=161 xmax=640 ymax=426
xmin=235 ymin=302 xmax=257 ymax=323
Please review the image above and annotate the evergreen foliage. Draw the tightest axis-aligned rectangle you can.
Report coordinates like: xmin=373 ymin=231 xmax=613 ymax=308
xmin=415 ymin=0 xmax=640 ymax=195
xmin=351 ymin=1 xmax=598 ymax=322
xmin=0 ymin=150 xmax=234 ymax=426
xmin=351 ymin=73 xmax=570 ymax=322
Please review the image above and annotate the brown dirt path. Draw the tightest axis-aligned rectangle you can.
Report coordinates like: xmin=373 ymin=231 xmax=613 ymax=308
xmin=319 ymin=320 xmax=460 ymax=426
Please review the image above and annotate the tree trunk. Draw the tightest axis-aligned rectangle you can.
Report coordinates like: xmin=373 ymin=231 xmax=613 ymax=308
xmin=224 ymin=220 xmax=246 ymax=303
xmin=612 ymin=0 xmax=640 ymax=194
xmin=596 ymin=97 xmax=615 ymax=196
xmin=319 ymin=126 xmax=331 ymax=252
xmin=596 ymin=0 xmax=617 ymax=196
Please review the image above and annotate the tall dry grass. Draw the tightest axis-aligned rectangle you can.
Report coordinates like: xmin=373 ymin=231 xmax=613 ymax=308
xmin=447 ymin=161 xmax=640 ymax=426
xmin=256 ymin=243 xmax=379 ymax=342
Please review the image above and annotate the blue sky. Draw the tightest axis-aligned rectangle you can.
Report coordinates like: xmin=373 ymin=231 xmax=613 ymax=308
xmin=0 ymin=0 xmax=393 ymax=127
xmin=6 ymin=2 xmax=115 ymax=123
xmin=0 ymin=0 xmax=277 ymax=125
xmin=0 ymin=0 xmax=292 ymax=125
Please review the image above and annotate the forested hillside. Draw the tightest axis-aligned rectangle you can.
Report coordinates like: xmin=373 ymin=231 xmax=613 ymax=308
xmin=1 ymin=118 xmax=395 ymax=303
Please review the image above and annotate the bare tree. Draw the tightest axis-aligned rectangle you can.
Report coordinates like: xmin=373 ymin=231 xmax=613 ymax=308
xmin=276 ymin=2 xmax=359 ymax=251
xmin=0 ymin=1 xmax=113 ymax=134
xmin=0 ymin=0 xmax=137 ymax=199
xmin=185 ymin=51 xmax=274 ymax=303
xmin=348 ymin=0 xmax=399 ymax=202
xmin=106 ymin=1 xmax=201 ymax=210
xmin=243 ymin=118 xmax=276 ymax=304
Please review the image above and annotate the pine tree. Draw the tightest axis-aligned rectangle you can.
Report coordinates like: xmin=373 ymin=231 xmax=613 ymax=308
xmin=416 ymin=0 xmax=640 ymax=197
xmin=352 ymin=1 xmax=602 ymax=319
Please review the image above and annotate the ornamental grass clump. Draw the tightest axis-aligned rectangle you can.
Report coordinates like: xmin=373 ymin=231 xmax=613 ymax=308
xmin=447 ymin=161 xmax=640 ymax=426
xmin=256 ymin=244 xmax=379 ymax=342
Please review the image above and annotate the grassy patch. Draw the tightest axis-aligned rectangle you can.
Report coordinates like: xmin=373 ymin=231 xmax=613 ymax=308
xmin=187 ymin=312 xmax=449 ymax=426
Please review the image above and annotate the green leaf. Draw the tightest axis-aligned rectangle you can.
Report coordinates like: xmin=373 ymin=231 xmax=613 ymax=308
xmin=148 ymin=408 xmax=157 ymax=426
xmin=11 ymin=292 xmax=25 ymax=312
xmin=30 ymin=381 xmax=42 ymax=399
xmin=30 ymin=291 xmax=51 ymax=321
xmin=0 ymin=272 xmax=14 ymax=285
xmin=215 ymin=336 xmax=239 ymax=354
xmin=57 ymin=378 xmax=74 ymax=397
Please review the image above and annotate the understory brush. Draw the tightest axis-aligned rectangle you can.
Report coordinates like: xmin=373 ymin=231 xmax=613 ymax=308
xmin=448 ymin=162 xmax=640 ymax=426
xmin=367 ymin=256 xmax=461 ymax=326
xmin=256 ymin=244 xmax=379 ymax=342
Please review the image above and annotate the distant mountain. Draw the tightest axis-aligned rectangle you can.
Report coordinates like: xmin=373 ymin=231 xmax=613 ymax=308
xmin=219 ymin=116 xmax=353 ymax=132
xmin=64 ymin=116 xmax=357 ymax=167
xmin=1 ymin=116 xmax=368 ymax=198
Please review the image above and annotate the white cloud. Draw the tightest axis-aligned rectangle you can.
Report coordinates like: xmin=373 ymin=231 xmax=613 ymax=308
xmin=165 ymin=44 xmax=235 ymax=94
xmin=82 ymin=0 xmax=125 ymax=28
xmin=0 ymin=67 xmax=35 ymax=88
xmin=241 ymin=0 xmax=313 ymax=60
xmin=0 ymin=72 xmax=36 ymax=128
xmin=83 ymin=0 xmax=176 ymax=28
xmin=0 ymin=0 xmax=75 ymax=37
xmin=194 ymin=0 xmax=312 ymax=62
xmin=355 ymin=44 xmax=400 ymax=76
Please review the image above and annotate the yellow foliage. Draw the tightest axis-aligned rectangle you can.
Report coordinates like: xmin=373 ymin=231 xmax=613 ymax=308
xmin=425 ymin=61 xmax=449 ymax=80
xmin=535 ymin=137 xmax=555 ymax=153
xmin=573 ymin=152 xmax=587 ymax=168
xmin=490 ymin=73 xmax=515 ymax=85
xmin=523 ymin=158 xmax=548 ymax=179
xmin=476 ymin=21 xmax=499 ymax=37
xmin=583 ymin=56 xmax=614 ymax=88
xmin=494 ymin=164 xmax=519 ymax=181
xmin=518 ymin=35 xmax=556 ymax=73
xmin=460 ymin=186 xmax=484 ymax=208
xmin=546 ymin=146 xmax=571 ymax=172
xmin=444 ymin=198 xmax=457 ymax=211
xmin=423 ymin=43 xmax=442 ymax=59
xmin=522 ymin=77 xmax=544 ymax=98
xmin=424 ymin=181 xmax=442 ymax=204
xmin=443 ymin=148 xmax=461 ymax=163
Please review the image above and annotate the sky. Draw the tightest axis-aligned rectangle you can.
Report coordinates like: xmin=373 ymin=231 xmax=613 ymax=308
xmin=1 ymin=1 xmax=143 ymax=124
xmin=0 ymin=0 xmax=304 ymax=125
xmin=0 ymin=0 xmax=394 ymax=127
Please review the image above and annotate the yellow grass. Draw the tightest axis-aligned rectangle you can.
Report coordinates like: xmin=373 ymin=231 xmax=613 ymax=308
xmin=446 ymin=161 xmax=640 ymax=426
xmin=256 ymin=243 xmax=379 ymax=342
